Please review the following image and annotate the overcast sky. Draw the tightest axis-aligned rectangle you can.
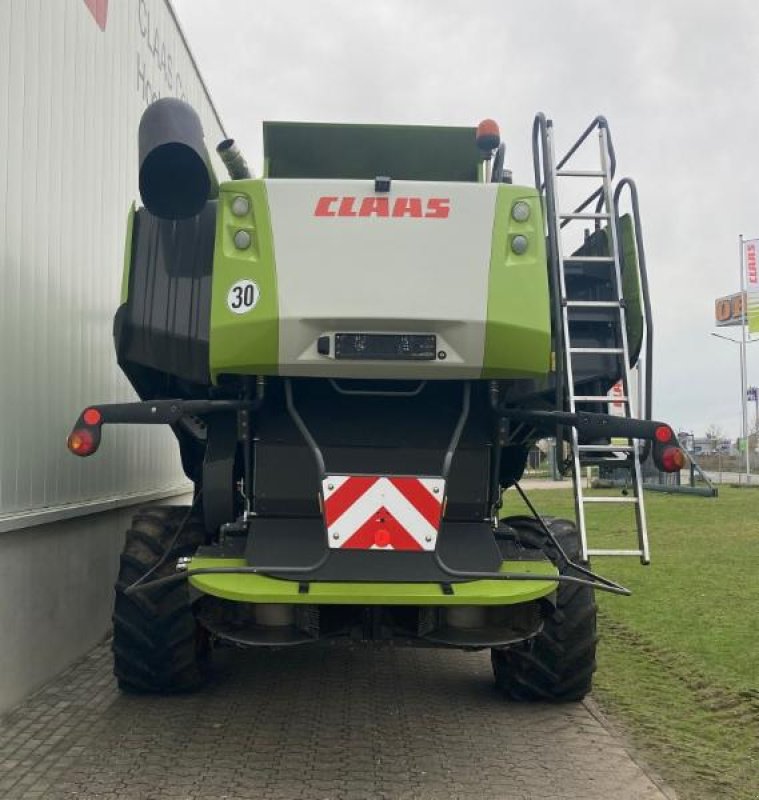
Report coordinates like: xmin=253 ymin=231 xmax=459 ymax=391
xmin=174 ymin=0 xmax=759 ymax=438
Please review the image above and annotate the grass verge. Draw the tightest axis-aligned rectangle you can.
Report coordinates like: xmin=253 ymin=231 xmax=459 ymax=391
xmin=502 ymin=485 xmax=759 ymax=800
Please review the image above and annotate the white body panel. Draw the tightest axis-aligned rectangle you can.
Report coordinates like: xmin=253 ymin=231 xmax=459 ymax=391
xmin=0 ymin=0 xmax=224 ymax=526
xmin=265 ymin=180 xmax=498 ymax=378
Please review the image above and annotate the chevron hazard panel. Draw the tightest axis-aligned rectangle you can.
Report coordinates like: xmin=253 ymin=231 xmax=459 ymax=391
xmin=322 ymin=476 xmax=445 ymax=551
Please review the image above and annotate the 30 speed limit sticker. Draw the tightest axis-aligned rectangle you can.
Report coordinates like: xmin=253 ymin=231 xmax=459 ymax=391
xmin=227 ymin=279 xmax=260 ymax=314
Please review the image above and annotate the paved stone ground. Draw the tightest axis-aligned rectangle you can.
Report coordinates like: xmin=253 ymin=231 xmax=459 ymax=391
xmin=0 ymin=640 xmax=674 ymax=800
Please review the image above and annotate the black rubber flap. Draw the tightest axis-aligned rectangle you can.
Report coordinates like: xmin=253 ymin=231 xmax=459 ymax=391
xmin=245 ymin=518 xmax=503 ymax=583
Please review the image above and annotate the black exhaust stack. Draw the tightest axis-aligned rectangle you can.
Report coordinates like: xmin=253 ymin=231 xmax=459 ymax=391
xmin=138 ymin=98 xmax=217 ymax=220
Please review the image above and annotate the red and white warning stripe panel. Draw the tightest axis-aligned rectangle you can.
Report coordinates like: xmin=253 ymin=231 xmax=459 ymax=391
xmin=321 ymin=475 xmax=445 ymax=551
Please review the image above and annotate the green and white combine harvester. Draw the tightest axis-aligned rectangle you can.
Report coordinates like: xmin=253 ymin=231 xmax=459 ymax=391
xmin=68 ymin=99 xmax=685 ymax=700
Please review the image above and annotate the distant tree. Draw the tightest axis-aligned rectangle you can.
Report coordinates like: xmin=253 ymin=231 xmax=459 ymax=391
xmin=705 ymin=424 xmax=724 ymax=441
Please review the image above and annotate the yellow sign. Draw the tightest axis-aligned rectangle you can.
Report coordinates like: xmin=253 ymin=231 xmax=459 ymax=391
xmin=714 ymin=292 xmax=745 ymax=327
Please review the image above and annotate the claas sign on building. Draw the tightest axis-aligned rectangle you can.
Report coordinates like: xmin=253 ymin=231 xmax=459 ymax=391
xmin=715 ymin=292 xmax=745 ymax=327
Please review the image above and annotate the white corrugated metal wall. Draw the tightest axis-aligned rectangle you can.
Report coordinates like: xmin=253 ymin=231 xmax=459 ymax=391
xmin=0 ymin=0 xmax=227 ymax=711
xmin=0 ymin=0 xmax=225 ymax=530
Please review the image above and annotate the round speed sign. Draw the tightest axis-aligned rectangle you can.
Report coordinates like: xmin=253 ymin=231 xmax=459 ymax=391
xmin=227 ymin=279 xmax=260 ymax=314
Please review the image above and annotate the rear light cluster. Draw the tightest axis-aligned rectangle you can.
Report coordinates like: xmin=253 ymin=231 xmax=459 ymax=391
xmin=67 ymin=408 xmax=103 ymax=457
xmin=651 ymin=425 xmax=686 ymax=473
xmin=655 ymin=425 xmax=672 ymax=443
xmin=83 ymin=408 xmax=102 ymax=426
xmin=660 ymin=447 xmax=686 ymax=472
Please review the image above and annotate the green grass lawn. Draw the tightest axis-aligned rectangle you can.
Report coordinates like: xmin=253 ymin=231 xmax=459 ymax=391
xmin=502 ymin=485 xmax=759 ymax=800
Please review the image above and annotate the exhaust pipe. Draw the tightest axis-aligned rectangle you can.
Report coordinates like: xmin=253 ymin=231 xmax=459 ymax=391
xmin=217 ymin=138 xmax=252 ymax=180
xmin=138 ymin=98 xmax=217 ymax=220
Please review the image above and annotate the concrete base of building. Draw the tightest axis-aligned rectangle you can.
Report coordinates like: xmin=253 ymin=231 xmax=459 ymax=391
xmin=0 ymin=495 xmax=191 ymax=715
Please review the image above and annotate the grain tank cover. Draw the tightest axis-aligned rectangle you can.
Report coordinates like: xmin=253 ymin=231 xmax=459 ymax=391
xmin=263 ymin=122 xmax=481 ymax=182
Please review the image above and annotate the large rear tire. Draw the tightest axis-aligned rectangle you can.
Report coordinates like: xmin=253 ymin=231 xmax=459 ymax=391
xmin=112 ymin=505 xmax=209 ymax=693
xmin=492 ymin=516 xmax=597 ymax=702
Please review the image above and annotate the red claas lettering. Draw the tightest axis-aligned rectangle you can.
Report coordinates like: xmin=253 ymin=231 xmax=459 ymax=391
xmin=425 ymin=198 xmax=450 ymax=218
xmin=314 ymin=196 xmax=338 ymax=217
xmin=314 ymin=196 xmax=450 ymax=219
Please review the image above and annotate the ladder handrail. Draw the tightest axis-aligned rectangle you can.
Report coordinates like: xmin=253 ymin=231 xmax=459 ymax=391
xmin=558 ymin=117 xmax=617 ymax=227
xmin=533 ymin=114 xmax=617 ymax=188
xmin=555 ymin=116 xmax=615 ymax=173
xmin=613 ymin=178 xmax=653 ymax=427
xmin=592 ymin=126 xmax=649 ymax=562
xmin=532 ymin=113 xmax=565 ymax=416
xmin=532 ymin=112 xmax=550 ymax=194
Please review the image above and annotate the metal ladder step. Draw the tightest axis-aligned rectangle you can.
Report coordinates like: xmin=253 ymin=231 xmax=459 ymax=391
xmin=565 ymin=300 xmax=621 ymax=308
xmin=577 ymin=444 xmax=635 ymax=452
xmin=563 ymin=256 xmax=615 ymax=264
xmin=569 ymin=347 xmax=624 ymax=354
xmin=574 ymin=395 xmax=629 ymax=402
xmin=579 ymin=458 xmax=634 ymax=468
xmin=556 ymin=169 xmax=605 ymax=177
xmin=587 ymin=549 xmax=645 ymax=558
xmin=578 ymin=457 xmax=634 ymax=467
xmin=559 ymin=212 xmax=611 ymax=221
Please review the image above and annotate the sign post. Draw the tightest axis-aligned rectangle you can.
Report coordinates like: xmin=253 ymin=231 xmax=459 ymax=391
xmin=740 ymin=236 xmax=753 ymax=481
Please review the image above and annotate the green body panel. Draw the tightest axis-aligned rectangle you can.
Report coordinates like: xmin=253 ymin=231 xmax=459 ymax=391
xmin=263 ymin=122 xmax=480 ymax=182
xmin=120 ymin=202 xmax=135 ymax=304
xmin=572 ymin=214 xmax=643 ymax=363
xmin=188 ymin=557 xmax=558 ymax=605
xmin=209 ymin=180 xmax=279 ymax=381
xmin=483 ymin=186 xmax=551 ymax=378
xmin=619 ymin=215 xmax=644 ymax=362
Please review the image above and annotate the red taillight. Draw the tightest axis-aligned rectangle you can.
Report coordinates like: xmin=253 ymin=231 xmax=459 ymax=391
xmin=83 ymin=408 xmax=102 ymax=426
xmin=655 ymin=425 xmax=673 ymax=443
xmin=660 ymin=446 xmax=685 ymax=472
xmin=67 ymin=428 xmax=98 ymax=457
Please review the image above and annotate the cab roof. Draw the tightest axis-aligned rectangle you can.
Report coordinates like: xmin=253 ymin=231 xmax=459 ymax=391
xmin=263 ymin=121 xmax=481 ymax=182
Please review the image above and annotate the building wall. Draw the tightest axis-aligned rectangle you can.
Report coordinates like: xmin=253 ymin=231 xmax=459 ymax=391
xmin=0 ymin=0 xmax=225 ymax=525
xmin=0 ymin=498 xmax=186 ymax=715
xmin=0 ymin=0 xmax=223 ymax=710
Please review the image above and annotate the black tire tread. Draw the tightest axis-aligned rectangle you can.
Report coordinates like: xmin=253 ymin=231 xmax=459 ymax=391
xmin=492 ymin=515 xmax=598 ymax=702
xmin=112 ymin=505 xmax=208 ymax=693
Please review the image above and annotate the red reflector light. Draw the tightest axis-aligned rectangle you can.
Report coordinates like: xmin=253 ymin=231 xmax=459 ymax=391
xmin=661 ymin=446 xmax=685 ymax=473
xmin=374 ymin=529 xmax=390 ymax=548
xmin=655 ymin=425 xmax=673 ymax=443
xmin=67 ymin=428 xmax=97 ymax=457
xmin=83 ymin=408 xmax=102 ymax=426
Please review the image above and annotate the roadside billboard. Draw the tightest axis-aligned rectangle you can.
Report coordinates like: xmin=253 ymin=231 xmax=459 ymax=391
xmin=714 ymin=292 xmax=745 ymax=327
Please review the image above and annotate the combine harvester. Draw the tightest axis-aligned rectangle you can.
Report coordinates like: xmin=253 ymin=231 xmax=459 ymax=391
xmin=68 ymin=100 xmax=685 ymax=701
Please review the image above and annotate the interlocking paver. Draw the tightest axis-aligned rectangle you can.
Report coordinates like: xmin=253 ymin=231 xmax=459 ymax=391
xmin=0 ymin=639 xmax=674 ymax=799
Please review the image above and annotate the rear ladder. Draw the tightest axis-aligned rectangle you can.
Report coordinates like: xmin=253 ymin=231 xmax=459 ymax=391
xmin=534 ymin=115 xmax=650 ymax=564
